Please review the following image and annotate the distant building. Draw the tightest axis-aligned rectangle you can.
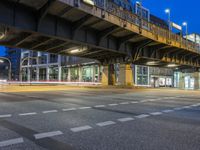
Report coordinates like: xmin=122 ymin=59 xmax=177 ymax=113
xmin=5 ymin=47 xmax=21 ymax=80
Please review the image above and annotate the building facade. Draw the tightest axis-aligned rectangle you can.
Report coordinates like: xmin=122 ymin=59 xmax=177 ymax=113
xmin=5 ymin=47 xmax=21 ymax=80
xmin=21 ymin=50 xmax=101 ymax=83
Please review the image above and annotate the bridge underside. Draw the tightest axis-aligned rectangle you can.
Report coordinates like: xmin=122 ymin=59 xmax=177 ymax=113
xmin=0 ymin=0 xmax=199 ymax=69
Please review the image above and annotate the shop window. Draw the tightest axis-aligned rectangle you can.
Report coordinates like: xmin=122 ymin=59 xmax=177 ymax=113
xmin=49 ymin=67 xmax=58 ymax=81
xmin=70 ymin=67 xmax=79 ymax=82
xmin=61 ymin=67 xmax=68 ymax=81
xmin=39 ymin=68 xmax=46 ymax=81
xmin=136 ymin=65 xmax=149 ymax=85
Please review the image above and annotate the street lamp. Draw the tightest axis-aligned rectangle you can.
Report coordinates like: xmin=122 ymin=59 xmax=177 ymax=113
xmin=165 ymin=9 xmax=171 ymax=30
xmin=182 ymin=22 xmax=188 ymax=48
xmin=165 ymin=9 xmax=171 ymax=42
xmin=182 ymin=22 xmax=188 ymax=38
xmin=0 ymin=57 xmax=12 ymax=81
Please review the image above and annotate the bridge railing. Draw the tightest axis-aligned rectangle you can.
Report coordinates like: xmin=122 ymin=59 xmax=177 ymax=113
xmin=93 ymin=0 xmax=200 ymax=53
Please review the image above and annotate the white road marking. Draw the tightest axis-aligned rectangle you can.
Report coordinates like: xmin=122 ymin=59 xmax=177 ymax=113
xmin=34 ymin=131 xmax=63 ymax=140
xmin=94 ymin=105 xmax=106 ymax=108
xmin=42 ymin=110 xmax=58 ymax=114
xmin=96 ymin=121 xmax=116 ymax=127
xmin=79 ymin=107 xmax=91 ymax=110
xmin=0 ymin=114 xmax=12 ymax=118
xmin=0 ymin=138 xmax=24 ymax=147
xmin=19 ymin=112 xmax=37 ymax=116
xmin=140 ymin=100 xmax=149 ymax=103
xmin=190 ymin=104 xmax=199 ymax=107
xmin=135 ymin=114 xmax=150 ymax=119
xmin=120 ymin=102 xmax=129 ymax=105
xmin=70 ymin=126 xmax=92 ymax=132
xmin=173 ymin=107 xmax=183 ymax=111
xmin=162 ymin=109 xmax=174 ymax=113
xmin=148 ymin=99 xmax=157 ymax=102
xmin=195 ymin=103 xmax=200 ymax=106
xmin=117 ymin=117 xmax=134 ymax=122
xmin=62 ymin=108 xmax=77 ymax=111
xmin=182 ymin=106 xmax=191 ymax=109
xmin=131 ymin=101 xmax=138 ymax=104
xmin=150 ymin=112 xmax=163 ymax=116
xmin=108 ymin=103 xmax=118 ymax=106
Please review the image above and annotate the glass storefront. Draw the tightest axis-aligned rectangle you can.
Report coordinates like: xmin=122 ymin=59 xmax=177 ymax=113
xmin=184 ymin=76 xmax=195 ymax=89
xmin=39 ymin=68 xmax=46 ymax=81
xmin=70 ymin=67 xmax=79 ymax=82
xmin=135 ymin=65 xmax=149 ymax=86
xmin=30 ymin=67 xmax=37 ymax=81
xmin=22 ymin=68 xmax=28 ymax=81
xmin=82 ymin=66 xmax=93 ymax=82
xmin=49 ymin=66 xmax=59 ymax=81
xmin=61 ymin=67 xmax=68 ymax=81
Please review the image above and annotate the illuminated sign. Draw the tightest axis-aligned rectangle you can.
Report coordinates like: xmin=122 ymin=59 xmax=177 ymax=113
xmin=83 ymin=0 xmax=94 ymax=6
xmin=172 ymin=22 xmax=182 ymax=31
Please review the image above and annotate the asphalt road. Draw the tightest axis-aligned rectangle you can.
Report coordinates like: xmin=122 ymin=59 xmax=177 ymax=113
xmin=0 ymin=88 xmax=200 ymax=150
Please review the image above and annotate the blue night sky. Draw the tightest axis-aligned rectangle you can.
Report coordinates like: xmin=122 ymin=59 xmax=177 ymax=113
xmin=0 ymin=0 xmax=199 ymax=56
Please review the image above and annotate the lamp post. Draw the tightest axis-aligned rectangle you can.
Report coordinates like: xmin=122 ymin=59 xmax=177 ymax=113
xmin=182 ymin=22 xmax=188 ymax=48
xmin=0 ymin=57 xmax=12 ymax=81
xmin=165 ymin=9 xmax=171 ymax=42
xmin=182 ymin=22 xmax=188 ymax=38
xmin=136 ymin=1 xmax=143 ymax=31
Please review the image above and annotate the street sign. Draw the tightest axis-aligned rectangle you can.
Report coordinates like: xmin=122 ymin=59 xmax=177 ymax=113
xmin=171 ymin=22 xmax=182 ymax=31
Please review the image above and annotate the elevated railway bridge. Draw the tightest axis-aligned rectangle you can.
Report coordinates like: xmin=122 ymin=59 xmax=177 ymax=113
xmin=0 ymin=0 xmax=200 ymax=86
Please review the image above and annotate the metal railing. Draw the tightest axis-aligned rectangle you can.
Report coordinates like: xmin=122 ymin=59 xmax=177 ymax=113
xmin=92 ymin=0 xmax=200 ymax=53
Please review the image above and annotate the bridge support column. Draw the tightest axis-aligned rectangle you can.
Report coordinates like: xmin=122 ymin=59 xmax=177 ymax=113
xmin=118 ymin=64 xmax=133 ymax=86
xmin=101 ymin=65 xmax=115 ymax=86
xmin=179 ymin=72 xmax=185 ymax=89
xmin=193 ymin=72 xmax=200 ymax=89
xmin=101 ymin=65 xmax=109 ymax=86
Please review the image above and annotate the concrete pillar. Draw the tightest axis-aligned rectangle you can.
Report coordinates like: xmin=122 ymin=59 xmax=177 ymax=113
xmin=79 ymin=66 xmax=82 ymax=82
xmin=118 ymin=64 xmax=134 ymax=86
xmin=193 ymin=72 xmax=200 ymax=89
xmin=179 ymin=72 xmax=185 ymax=89
xmin=27 ymin=68 xmax=31 ymax=82
xmin=68 ymin=68 xmax=71 ymax=82
xmin=58 ymin=66 xmax=62 ymax=82
xmin=108 ymin=64 xmax=115 ymax=85
xmin=101 ymin=65 xmax=109 ymax=85
xmin=46 ymin=67 xmax=49 ymax=81
xmin=36 ymin=67 xmax=39 ymax=81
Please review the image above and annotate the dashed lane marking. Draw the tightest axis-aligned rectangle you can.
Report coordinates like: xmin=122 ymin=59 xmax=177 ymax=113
xmin=162 ymin=109 xmax=174 ymax=113
xmin=108 ymin=104 xmax=118 ymax=106
xmin=131 ymin=101 xmax=138 ymax=104
xmin=94 ymin=105 xmax=106 ymax=108
xmin=117 ymin=117 xmax=134 ymax=122
xmin=0 ymin=138 xmax=24 ymax=147
xmin=140 ymin=100 xmax=149 ymax=103
xmin=150 ymin=112 xmax=163 ymax=116
xmin=0 ymin=114 xmax=12 ymax=118
xmin=42 ymin=110 xmax=58 ymax=114
xmin=182 ymin=106 xmax=191 ymax=109
xmin=70 ymin=126 xmax=92 ymax=132
xmin=62 ymin=108 xmax=77 ymax=111
xmin=173 ymin=107 xmax=183 ymax=111
xmin=120 ymin=102 xmax=130 ymax=105
xmin=19 ymin=112 xmax=37 ymax=116
xmin=135 ymin=114 xmax=150 ymax=119
xmin=79 ymin=107 xmax=91 ymax=110
xmin=96 ymin=121 xmax=116 ymax=127
xmin=34 ymin=131 xmax=63 ymax=140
